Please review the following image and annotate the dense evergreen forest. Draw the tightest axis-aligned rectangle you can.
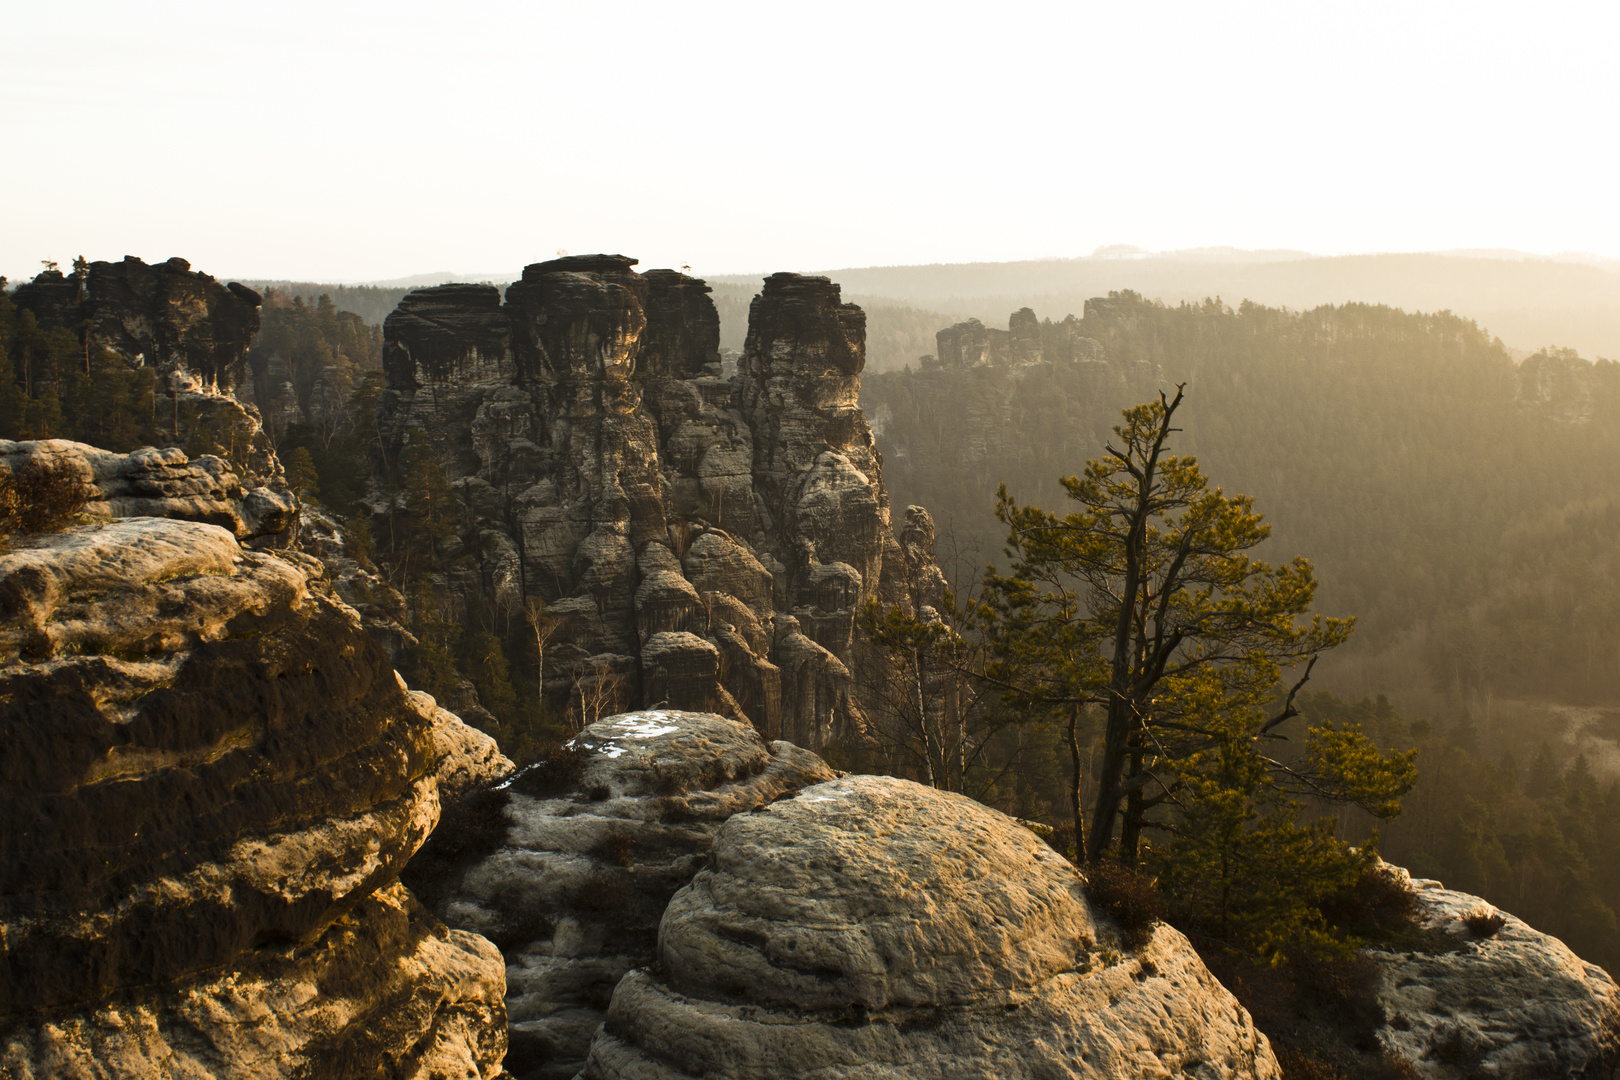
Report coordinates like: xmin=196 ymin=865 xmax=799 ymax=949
xmin=864 ymin=294 xmax=1620 ymax=707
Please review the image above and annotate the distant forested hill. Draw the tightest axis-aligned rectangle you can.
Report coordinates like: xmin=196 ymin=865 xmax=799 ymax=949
xmin=716 ymin=250 xmax=1620 ymax=369
xmin=861 ymin=293 xmax=1620 ymax=717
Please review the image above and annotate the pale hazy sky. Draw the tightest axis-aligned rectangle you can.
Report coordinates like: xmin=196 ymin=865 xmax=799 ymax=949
xmin=3 ymin=0 xmax=1617 ymax=283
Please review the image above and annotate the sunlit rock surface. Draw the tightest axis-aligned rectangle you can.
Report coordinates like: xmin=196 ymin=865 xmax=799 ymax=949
xmin=1371 ymin=869 xmax=1620 ymax=1079
xmin=405 ymin=709 xmax=837 ymax=1080
xmin=580 ymin=774 xmax=1281 ymax=1080
xmin=0 ymin=517 xmax=507 ymax=1078
xmin=0 ymin=438 xmax=294 ymax=542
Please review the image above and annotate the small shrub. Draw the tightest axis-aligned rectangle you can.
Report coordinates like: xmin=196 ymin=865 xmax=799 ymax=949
xmin=648 ymin=760 xmax=686 ymax=796
xmin=1322 ymin=863 xmax=1422 ymax=938
xmin=1046 ymin=823 xmax=1079 ymax=862
xmin=508 ymin=740 xmax=591 ymax=798
xmin=1275 ymin=1049 xmax=1348 ymax=1080
xmin=658 ymin=795 xmax=694 ymax=823
xmin=1462 ymin=904 xmax=1506 ymax=938
xmin=0 ymin=459 xmax=95 ymax=535
xmin=591 ymin=828 xmax=637 ymax=867
xmin=1083 ymin=860 xmax=1163 ymax=948
xmin=1295 ymin=953 xmax=1384 ymax=1046
xmin=1427 ymin=1024 xmax=1484 ymax=1067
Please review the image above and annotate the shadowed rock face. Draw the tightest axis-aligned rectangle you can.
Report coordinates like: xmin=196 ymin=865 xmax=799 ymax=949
xmin=375 ymin=256 xmax=939 ymax=753
xmin=12 ymin=256 xmax=262 ymax=393
xmin=405 ymin=709 xmax=837 ymax=1080
xmin=11 ymin=256 xmax=282 ymax=485
xmin=0 ymin=517 xmax=508 ymax=1078
xmin=579 ymin=774 xmax=1282 ymax=1080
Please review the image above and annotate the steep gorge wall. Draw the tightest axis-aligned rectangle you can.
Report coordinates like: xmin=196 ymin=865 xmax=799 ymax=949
xmin=375 ymin=255 xmax=943 ymax=753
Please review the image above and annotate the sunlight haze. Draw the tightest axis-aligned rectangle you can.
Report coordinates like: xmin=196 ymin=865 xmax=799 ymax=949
xmin=3 ymin=0 xmax=1618 ymax=281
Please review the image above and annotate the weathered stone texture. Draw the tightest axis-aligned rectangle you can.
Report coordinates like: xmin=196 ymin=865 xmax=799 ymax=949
xmin=0 ymin=517 xmax=506 ymax=1077
xmin=375 ymin=256 xmax=939 ymax=754
xmin=408 ymin=709 xmax=836 ymax=1080
xmin=1370 ymin=868 xmax=1620 ymax=1079
xmin=13 ymin=256 xmax=261 ymax=393
xmin=10 ymin=256 xmax=281 ymax=485
xmin=0 ymin=439 xmax=294 ymax=542
xmin=580 ymin=774 xmax=1281 ymax=1080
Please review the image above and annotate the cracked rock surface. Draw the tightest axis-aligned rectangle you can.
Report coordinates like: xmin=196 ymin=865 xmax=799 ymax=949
xmin=406 ymin=709 xmax=837 ymax=1080
xmin=580 ymin=774 xmax=1281 ymax=1080
xmin=0 ymin=517 xmax=507 ymax=1078
xmin=1370 ymin=869 xmax=1620 ymax=1079
xmin=1 ymin=439 xmax=295 ymax=542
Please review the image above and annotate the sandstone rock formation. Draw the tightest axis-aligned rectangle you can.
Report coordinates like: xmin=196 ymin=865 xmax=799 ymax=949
xmin=933 ymin=307 xmax=1102 ymax=369
xmin=0 ymin=516 xmax=507 ymax=1078
xmin=580 ymin=773 xmax=1281 ymax=1080
xmin=11 ymin=256 xmax=280 ymax=485
xmin=0 ymin=438 xmax=295 ymax=543
xmin=1370 ymin=869 xmax=1620 ymax=1078
xmin=406 ymin=708 xmax=837 ymax=1080
xmin=1514 ymin=346 xmax=1620 ymax=425
xmin=375 ymin=256 xmax=940 ymax=753
xmin=12 ymin=256 xmax=261 ymax=393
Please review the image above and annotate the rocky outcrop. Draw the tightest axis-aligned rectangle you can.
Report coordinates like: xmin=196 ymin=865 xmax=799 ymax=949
xmin=0 ymin=516 xmax=507 ymax=1077
xmin=1514 ymin=347 xmax=1620 ymax=425
xmin=0 ymin=438 xmax=295 ymax=542
xmin=1370 ymin=870 xmax=1620 ymax=1078
xmin=933 ymin=308 xmax=1101 ymax=368
xmin=11 ymin=256 xmax=279 ymax=485
xmin=580 ymin=773 xmax=1281 ymax=1080
xmin=375 ymin=256 xmax=938 ymax=753
xmin=407 ymin=709 xmax=837 ymax=1080
xmin=13 ymin=256 xmax=261 ymax=392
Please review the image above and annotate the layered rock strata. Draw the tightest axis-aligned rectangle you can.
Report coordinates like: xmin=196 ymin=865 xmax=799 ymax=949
xmin=1370 ymin=869 xmax=1620 ymax=1078
xmin=0 ymin=516 xmax=507 ymax=1077
xmin=11 ymin=256 xmax=279 ymax=485
xmin=376 ymin=256 xmax=939 ymax=752
xmin=0 ymin=438 xmax=295 ymax=543
xmin=407 ymin=708 xmax=837 ymax=1080
xmin=580 ymin=773 xmax=1281 ymax=1079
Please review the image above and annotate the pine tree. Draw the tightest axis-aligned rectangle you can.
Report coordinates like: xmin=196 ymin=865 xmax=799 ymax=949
xmin=976 ymin=388 xmax=1411 ymax=866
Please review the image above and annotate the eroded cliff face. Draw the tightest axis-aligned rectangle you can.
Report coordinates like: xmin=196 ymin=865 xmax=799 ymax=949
xmin=375 ymin=256 xmax=935 ymax=753
xmin=0 ymin=516 xmax=509 ymax=1078
xmin=11 ymin=256 xmax=280 ymax=485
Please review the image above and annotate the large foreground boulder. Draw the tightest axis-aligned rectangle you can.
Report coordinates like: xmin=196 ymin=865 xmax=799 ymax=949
xmin=1371 ymin=869 xmax=1620 ymax=1078
xmin=0 ymin=517 xmax=507 ymax=1077
xmin=408 ymin=710 xmax=838 ymax=1080
xmin=580 ymin=774 xmax=1281 ymax=1080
